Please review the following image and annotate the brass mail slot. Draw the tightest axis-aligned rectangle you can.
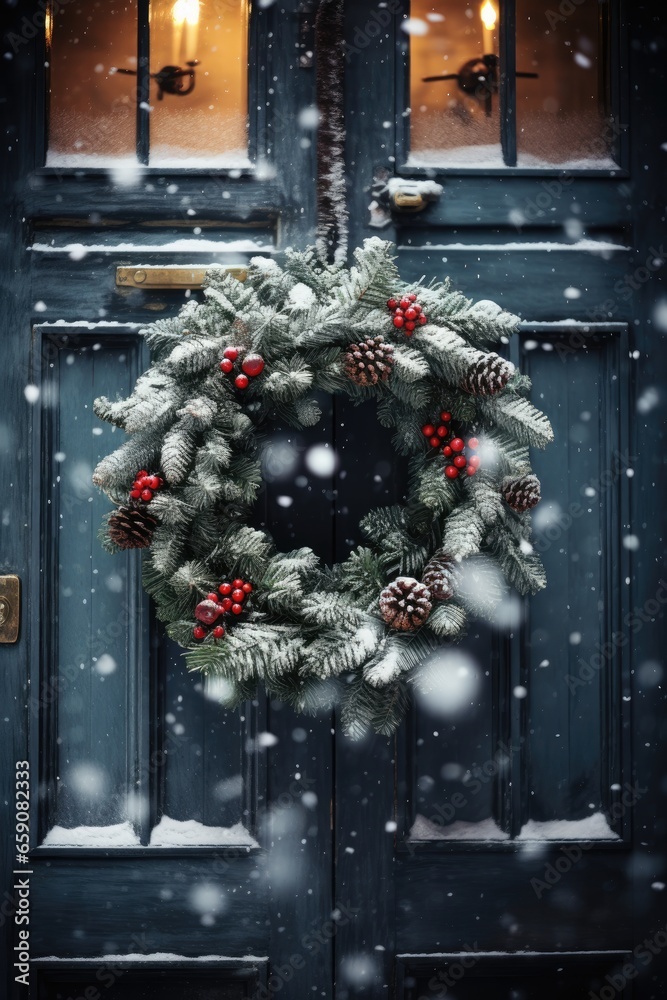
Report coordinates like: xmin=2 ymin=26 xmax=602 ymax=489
xmin=116 ymin=265 xmax=248 ymax=289
xmin=0 ymin=575 xmax=20 ymax=643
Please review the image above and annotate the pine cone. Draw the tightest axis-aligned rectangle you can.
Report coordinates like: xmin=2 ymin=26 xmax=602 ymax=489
xmin=460 ymin=352 xmax=514 ymax=397
xmin=502 ymin=473 xmax=541 ymax=512
xmin=421 ymin=550 xmax=457 ymax=601
xmin=344 ymin=335 xmax=394 ymax=387
xmin=379 ymin=576 xmax=432 ymax=631
xmin=107 ymin=504 xmax=157 ymax=550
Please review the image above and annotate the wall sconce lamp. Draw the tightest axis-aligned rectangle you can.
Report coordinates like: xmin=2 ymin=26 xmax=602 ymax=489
xmin=112 ymin=0 xmax=200 ymax=100
xmin=422 ymin=1 xmax=538 ymax=116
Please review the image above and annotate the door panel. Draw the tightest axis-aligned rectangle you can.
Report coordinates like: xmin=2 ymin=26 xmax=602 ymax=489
xmin=339 ymin=1 xmax=665 ymax=997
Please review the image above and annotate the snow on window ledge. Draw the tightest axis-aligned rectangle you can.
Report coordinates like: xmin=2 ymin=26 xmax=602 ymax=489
xmin=41 ymin=822 xmax=140 ymax=848
xmin=409 ymin=811 xmax=620 ymax=843
xmin=148 ymin=816 xmax=259 ymax=848
xmin=410 ymin=815 xmax=510 ymax=842
xmin=34 ymin=953 xmax=268 ymax=963
xmin=406 ymin=147 xmax=619 ymax=171
xmin=516 ymin=813 xmax=620 ymax=841
xmin=29 ymin=238 xmax=272 ymax=255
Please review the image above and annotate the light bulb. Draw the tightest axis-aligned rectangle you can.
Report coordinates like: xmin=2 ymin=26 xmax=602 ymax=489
xmin=480 ymin=0 xmax=497 ymax=31
xmin=172 ymin=0 xmax=199 ymax=26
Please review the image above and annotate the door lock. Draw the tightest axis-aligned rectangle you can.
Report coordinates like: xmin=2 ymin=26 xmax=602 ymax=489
xmin=0 ymin=575 xmax=20 ymax=643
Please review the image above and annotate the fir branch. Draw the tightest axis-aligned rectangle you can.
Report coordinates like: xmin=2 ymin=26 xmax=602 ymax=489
xmin=479 ymin=394 xmax=554 ymax=449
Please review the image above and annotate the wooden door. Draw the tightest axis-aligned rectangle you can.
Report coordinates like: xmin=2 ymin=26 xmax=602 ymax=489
xmin=334 ymin=2 xmax=667 ymax=998
xmin=0 ymin=2 xmax=336 ymax=998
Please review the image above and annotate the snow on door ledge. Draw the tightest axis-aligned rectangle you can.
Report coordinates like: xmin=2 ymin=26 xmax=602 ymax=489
xmin=409 ymin=811 xmax=619 ymax=843
xmin=40 ymin=817 xmax=259 ymax=848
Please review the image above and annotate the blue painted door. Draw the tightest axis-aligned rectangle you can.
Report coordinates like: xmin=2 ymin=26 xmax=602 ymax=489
xmin=1 ymin=2 xmax=666 ymax=1000
xmin=332 ymin=2 xmax=667 ymax=998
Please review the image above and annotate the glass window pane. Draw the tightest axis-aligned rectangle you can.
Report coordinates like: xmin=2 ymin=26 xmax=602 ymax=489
xmin=148 ymin=0 xmax=249 ymax=167
xmin=516 ymin=0 xmax=615 ymax=167
xmin=409 ymin=1 xmax=503 ymax=168
xmin=48 ymin=1 xmax=138 ymax=165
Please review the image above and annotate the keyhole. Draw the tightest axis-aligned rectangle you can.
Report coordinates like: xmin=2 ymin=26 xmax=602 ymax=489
xmin=0 ymin=598 xmax=9 ymax=626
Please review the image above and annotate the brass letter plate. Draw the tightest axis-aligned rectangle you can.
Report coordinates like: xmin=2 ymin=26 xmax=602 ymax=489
xmin=116 ymin=265 xmax=248 ymax=290
xmin=0 ymin=575 xmax=20 ymax=643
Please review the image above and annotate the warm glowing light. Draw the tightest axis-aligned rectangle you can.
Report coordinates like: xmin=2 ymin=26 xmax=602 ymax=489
xmin=171 ymin=0 xmax=199 ymax=64
xmin=172 ymin=0 xmax=200 ymax=26
xmin=480 ymin=0 xmax=497 ymax=31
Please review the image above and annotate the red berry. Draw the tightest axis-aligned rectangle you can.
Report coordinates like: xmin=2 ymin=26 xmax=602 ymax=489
xmin=387 ymin=298 xmax=398 ymax=310
xmin=405 ymin=330 xmax=413 ymax=337
xmin=468 ymin=437 xmax=479 ymax=450
xmin=219 ymin=358 xmax=234 ymax=374
xmin=193 ymin=625 xmax=207 ymax=640
xmin=422 ymin=424 xmax=435 ymax=437
xmin=450 ymin=437 xmax=465 ymax=453
xmin=130 ymin=489 xmax=142 ymax=499
xmin=418 ymin=315 xmax=428 ymax=325
xmin=219 ymin=582 xmax=232 ymax=595
xmin=393 ymin=315 xmax=405 ymax=328
xmin=148 ymin=475 xmax=160 ymax=490
xmin=413 ymin=303 xmax=422 ymax=314
xmin=469 ymin=455 xmax=481 ymax=469
xmin=436 ymin=424 xmax=449 ymax=438
xmin=242 ymin=582 xmax=253 ymax=594
xmin=429 ymin=436 xmax=441 ymax=448
xmin=232 ymin=578 xmax=244 ymax=588
xmin=223 ymin=346 xmax=239 ymax=361
xmin=137 ymin=470 xmax=148 ymax=478
xmin=232 ymin=588 xmax=245 ymax=603
xmin=453 ymin=455 xmax=467 ymax=469
xmin=467 ymin=465 xmax=477 ymax=476
xmin=404 ymin=307 xmax=417 ymax=321
xmin=221 ymin=597 xmax=233 ymax=612
xmin=445 ymin=465 xmax=460 ymax=480
xmin=442 ymin=445 xmax=453 ymax=457
xmin=206 ymin=592 xmax=219 ymax=603
xmin=212 ymin=625 xmax=225 ymax=639
xmin=195 ymin=599 xmax=223 ymax=624
xmin=399 ymin=297 xmax=411 ymax=310
xmin=242 ymin=353 xmax=265 ymax=378
xmin=140 ymin=489 xmax=153 ymax=502
xmin=132 ymin=481 xmax=142 ymax=491
xmin=234 ymin=373 xmax=249 ymax=389
xmin=408 ymin=293 xmax=418 ymax=302
xmin=139 ymin=476 xmax=151 ymax=487
xmin=440 ymin=411 xmax=452 ymax=422
xmin=405 ymin=321 xmax=416 ymax=332
xmin=231 ymin=603 xmax=243 ymax=615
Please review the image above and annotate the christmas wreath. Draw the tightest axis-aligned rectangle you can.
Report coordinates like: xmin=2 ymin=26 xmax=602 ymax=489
xmin=93 ymin=239 xmax=553 ymax=737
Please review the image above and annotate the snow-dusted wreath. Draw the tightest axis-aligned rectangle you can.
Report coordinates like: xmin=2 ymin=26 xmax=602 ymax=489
xmin=93 ymin=239 xmax=553 ymax=738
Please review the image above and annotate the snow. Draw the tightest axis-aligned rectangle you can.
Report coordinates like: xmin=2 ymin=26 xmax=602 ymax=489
xmin=36 ymin=953 xmax=268 ymax=963
xmin=516 ymin=813 xmax=620 ymax=841
xmin=410 ymin=811 xmax=619 ymax=842
xmin=148 ymin=153 xmax=252 ymax=170
xmin=288 ymin=282 xmax=317 ymax=309
xmin=404 ymin=239 xmax=628 ymax=252
xmin=45 ymin=151 xmax=252 ymax=170
xmin=148 ymin=816 xmax=259 ymax=847
xmin=410 ymin=815 xmax=510 ymax=841
xmin=42 ymin=822 xmax=140 ymax=847
xmin=39 ymin=320 xmax=142 ymax=328
xmin=386 ymin=178 xmax=443 ymax=198
xmin=30 ymin=239 xmax=271 ymax=254
xmin=407 ymin=146 xmax=618 ymax=170
xmin=44 ymin=153 xmax=140 ymax=168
